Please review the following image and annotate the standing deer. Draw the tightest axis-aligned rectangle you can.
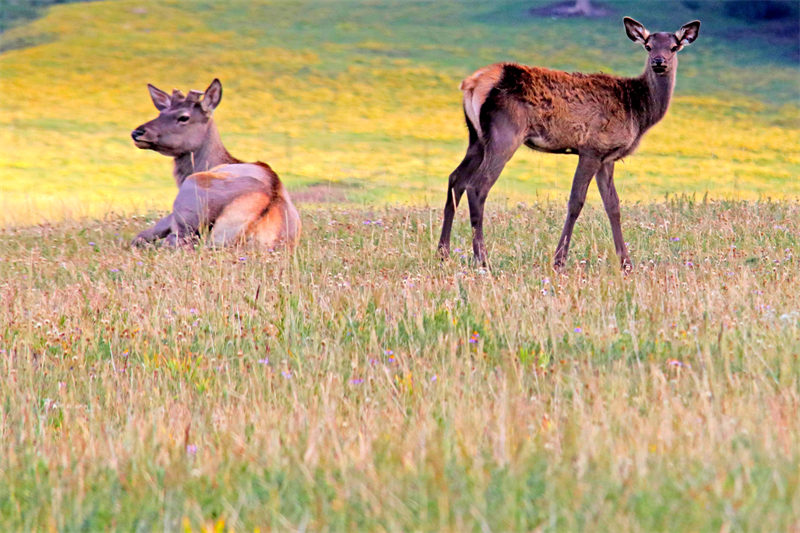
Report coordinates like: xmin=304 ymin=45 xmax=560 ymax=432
xmin=130 ymin=79 xmax=300 ymax=249
xmin=437 ymin=17 xmax=700 ymax=270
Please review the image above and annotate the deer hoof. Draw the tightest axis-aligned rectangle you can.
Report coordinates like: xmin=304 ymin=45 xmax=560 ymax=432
xmin=437 ymin=245 xmax=450 ymax=261
xmin=130 ymin=235 xmax=150 ymax=248
xmin=621 ymin=257 xmax=633 ymax=272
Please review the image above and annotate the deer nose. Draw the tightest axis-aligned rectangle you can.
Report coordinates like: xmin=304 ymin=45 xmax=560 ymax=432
xmin=651 ymin=57 xmax=666 ymax=66
xmin=131 ymin=127 xmax=146 ymax=140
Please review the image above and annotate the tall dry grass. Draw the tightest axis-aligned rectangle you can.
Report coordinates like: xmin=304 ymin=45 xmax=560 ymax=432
xmin=1 ymin=200 xmax=798 ymax=530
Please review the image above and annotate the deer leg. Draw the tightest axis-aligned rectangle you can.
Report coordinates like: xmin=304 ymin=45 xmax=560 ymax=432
xmin=438 ymin=140 xmax=483 ymax=259
xmin=553 ymin=154 xmax=602 ymax=269
xmin=467 ymin=121 xmax=523 ymax=267
xmin=168 ymin=193 xmax=205 ymax=247
xmin=595 ymin=161 xmax=632 ymax=270
xmin=131 ymin=213 xmax=173 ymax=246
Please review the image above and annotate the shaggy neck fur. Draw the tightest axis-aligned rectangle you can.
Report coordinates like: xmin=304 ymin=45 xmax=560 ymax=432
xmin=172 ymin=121 xmax=239 ymax=186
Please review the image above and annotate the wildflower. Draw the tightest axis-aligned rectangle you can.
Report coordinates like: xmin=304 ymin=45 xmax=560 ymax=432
xmin=667 ymin=359 xmax=690 ymax=369
xmin=430 ymin=375 xmax=437 ymax=382
xmin=574 ymin=327 xmax=582 ymax=333
xmin=671 ymin=237 xmax=680 ymax=242
xmin=136 ymin=261 xmax=143 ymax=266
xmin=369 ymin=358 xmax=378 ymax=365
xmin=189 ymin=308 xmax=198 ymax=315
xmin=109 ymin=268 xmax=120 ymax=273
xmin=469 ymin=331 xmax=480 ymax=344
xmin=281 ymin=370 xmax=292 ymax=378
xmin=186 ymin=444 xmax=197 ymax=456
xmin=388 ymin=354 xmax=396 ymax=363
xmin=384 ymin=349 xmax=394 ymax=356
xmin=257 ymin=358 xmax=269 ymax=365
xmin=239 ymin=256 xmax=247 ymax=262
xmin=454 ymin=247 xmax=462 ymax=253
xmin=89 ymin=242 xmax=96 ymax=246
xmin=350 ymin=378 xmax=364 ymax=385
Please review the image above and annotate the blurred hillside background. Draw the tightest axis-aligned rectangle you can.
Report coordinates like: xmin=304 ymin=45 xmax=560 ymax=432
xmin=0 ymin=0 xmax=798 ymax=225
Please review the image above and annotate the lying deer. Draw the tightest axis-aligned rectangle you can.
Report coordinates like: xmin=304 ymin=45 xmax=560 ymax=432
xmin=130 ymin=79 xmax=300 ymax=249
xmin=437 ymin=17 xmax=700 ymax=270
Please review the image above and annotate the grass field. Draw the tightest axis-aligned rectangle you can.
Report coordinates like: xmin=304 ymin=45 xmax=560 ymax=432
xmin=1 ymin=200 xmax=799 ymax=530
xmin=1 ymin=0 xmax=799 ymax=530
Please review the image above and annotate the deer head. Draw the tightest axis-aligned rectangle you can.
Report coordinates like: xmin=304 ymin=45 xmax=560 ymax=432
xmin=624 ymin=17 xmax=700 ymax=76
xmin=131 ymin=79 xmax=223 ymax=156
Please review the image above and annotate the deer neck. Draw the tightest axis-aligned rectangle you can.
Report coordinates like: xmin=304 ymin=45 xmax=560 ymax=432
xmin=172 ymin=121 xmax=238 ymax=186
xmin=638 ymin=59 xmax=677 ymax=131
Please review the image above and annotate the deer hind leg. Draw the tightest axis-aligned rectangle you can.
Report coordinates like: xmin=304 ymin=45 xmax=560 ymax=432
xmin=438 ymin=125 xmax=484 ymax=259
xmin=467 ymin=114 xmax=524 ymax=267
xmin=595 ymin=162 xmax=631 ymax=270
xmin=553 ymin=154 xmax=603 ymax=269
xmin=209 ymin=192 xmax=272 ymax=247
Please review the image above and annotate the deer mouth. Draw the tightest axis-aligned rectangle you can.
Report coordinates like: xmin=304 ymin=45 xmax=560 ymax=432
xmin=651 ymin=64 xmax=668 ymax=74
xmin=133 ymin=139 xmax=155 ymax=149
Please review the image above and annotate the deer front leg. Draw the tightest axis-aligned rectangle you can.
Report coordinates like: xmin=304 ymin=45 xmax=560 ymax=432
xmin=131 ymin=213 xmax=174 ymax=246
xmin=553 ymin=154 xmax=602 ymax=269
xmin=166 ymin=186 xmax=209 ymax=247
xmin=595 ymin=161 xmax=632 ymax=270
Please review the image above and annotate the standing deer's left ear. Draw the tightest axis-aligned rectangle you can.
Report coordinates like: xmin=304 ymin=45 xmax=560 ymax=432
xmin=675 ymin=20 xmax=700 ymax=46
xmin=201 ymin=78 xmax=222 ymax=114
xmin=623 ymin=17 xmax=650 ymax=44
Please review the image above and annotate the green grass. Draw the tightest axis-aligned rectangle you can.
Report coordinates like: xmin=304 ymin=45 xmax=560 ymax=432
xmin=0 ymin=0 xmax=798 ymax=225
xmin=1 ymin=200 xmax=799 ymax=530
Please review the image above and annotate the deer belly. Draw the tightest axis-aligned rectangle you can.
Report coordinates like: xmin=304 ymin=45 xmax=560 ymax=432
xmin=524 ymin=136 xmax=574 ymax=154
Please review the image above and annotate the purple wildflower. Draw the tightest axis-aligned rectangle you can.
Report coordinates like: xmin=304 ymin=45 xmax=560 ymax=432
xmin=186 ymin=444 xmax=197 ymax=456
xmin=257 ymin=358 xmax=269 ymax=365
xmin=350 ymin=378 xmax=364 ymax=385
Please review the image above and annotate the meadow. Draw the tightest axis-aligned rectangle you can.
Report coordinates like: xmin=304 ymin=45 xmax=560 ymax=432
xmin=1 ymin=0 xmax=799 ymax=531
xmin=1 ymin=201 xmax=799 ymax=531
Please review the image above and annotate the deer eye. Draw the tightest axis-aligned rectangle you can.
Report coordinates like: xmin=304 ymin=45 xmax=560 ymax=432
xmin=644 ymin=45 xmax=652 ymax=51
xmin=671 ymin=46 xmax=679 ymax=52
xmin=177 ymin=115 xmax=190 ymax=123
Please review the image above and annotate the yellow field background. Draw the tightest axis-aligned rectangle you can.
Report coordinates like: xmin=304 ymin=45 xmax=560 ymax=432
xmin=0 ymin=0 xmax=798 ymax=226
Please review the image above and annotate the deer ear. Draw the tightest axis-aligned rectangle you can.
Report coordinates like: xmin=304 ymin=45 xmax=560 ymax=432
xmin=623 ymin=17 xmax=649 ymax=44
xmin=201 ymin=79 xmax=222 ymax=114
xmin=675 ymin=20 xmax=700 ymax=46
xmin=147 ymin=84 xmax=171 ymax=111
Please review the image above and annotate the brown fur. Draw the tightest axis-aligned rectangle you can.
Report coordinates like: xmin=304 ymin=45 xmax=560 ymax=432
xmin=437 ymin=17 xmax=700 ymax=270
xmin=131 ymin=79 xmax=300 ymax=250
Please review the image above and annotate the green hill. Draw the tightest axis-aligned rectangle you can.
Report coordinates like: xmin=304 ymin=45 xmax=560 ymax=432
xmin=0 ymin=0 xmax=797 ymax=225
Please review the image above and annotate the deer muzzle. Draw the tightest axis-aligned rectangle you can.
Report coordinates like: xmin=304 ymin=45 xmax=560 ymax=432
xmin=650 ymin=57 xmax=667 ymax=73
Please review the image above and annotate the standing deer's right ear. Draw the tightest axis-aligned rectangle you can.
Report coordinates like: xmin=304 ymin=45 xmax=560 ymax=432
xmin=623 ymin=17 xmax=650 ymax=44
xmin=147 ymin=84 xmax=171 ymax=111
